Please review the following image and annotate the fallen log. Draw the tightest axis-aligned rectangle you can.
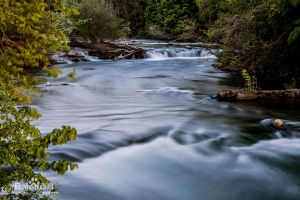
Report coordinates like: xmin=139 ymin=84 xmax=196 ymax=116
xmin=70 ymin=41 xmax=147 ymax=59
xmin=102 ymin=41 xmax=140 ymax=51
xmin=61 ymin=54 xmax=85 ymax=58
xmin=118 ymin=48 xmax=147 ymax=59
xmin=216 ymin=89 xmax=300 ymax=101
xmin=59 ymin=53 xmax=89 ymax=62
xmin=167 ymin=40 xmax=220 ymax=49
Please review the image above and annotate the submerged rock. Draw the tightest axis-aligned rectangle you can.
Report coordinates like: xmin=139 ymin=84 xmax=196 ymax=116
xmin=272 ymin=119 xmax=287 ymax=130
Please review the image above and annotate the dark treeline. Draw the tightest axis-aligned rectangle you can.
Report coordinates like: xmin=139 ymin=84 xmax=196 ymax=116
xmin=108 ymin=0 xmax=201 ymax=40
xmin=197 ymin=0 xmax=300 ymax=89
xmin=60 ymin=0 xmax=201 ymax=41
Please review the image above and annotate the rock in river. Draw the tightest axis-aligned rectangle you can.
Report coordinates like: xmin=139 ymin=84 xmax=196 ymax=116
xmin=272 ymin=119 xmax=287 ymax=130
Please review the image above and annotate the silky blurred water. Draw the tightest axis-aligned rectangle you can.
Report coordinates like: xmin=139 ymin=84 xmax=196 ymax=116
xmin=34 ymin=40 xmax=300 ymax=200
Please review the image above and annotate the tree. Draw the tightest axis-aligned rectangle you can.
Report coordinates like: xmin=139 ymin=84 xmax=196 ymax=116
xmin=146 ymin=0 xmax=199 ymax=35
xmin=197 ymin=0 xmax=300 ymax=88
xmin=60 ymin=0 xmax=130 ymax=43
xmin=109 ymin=0 xmax=148 ymax=36
xmin=0 ymin=0 xmax=78 ymax=199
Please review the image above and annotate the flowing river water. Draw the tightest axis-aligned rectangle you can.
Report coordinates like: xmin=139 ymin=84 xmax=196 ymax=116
xmin=34 ymin=40 xmax=300 ymax=200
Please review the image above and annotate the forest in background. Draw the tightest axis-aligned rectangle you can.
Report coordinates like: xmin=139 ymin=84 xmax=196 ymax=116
xmin=60 ymin=0 xmax=300 ymax=89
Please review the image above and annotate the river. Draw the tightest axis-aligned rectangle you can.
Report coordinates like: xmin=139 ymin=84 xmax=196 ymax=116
xmin=34 ymin=40 xmax=300 ymax=200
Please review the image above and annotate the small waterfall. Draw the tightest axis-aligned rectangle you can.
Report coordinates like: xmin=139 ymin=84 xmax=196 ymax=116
xmin=146 ymin=51 xmax=169 ymax=59
xmin=145 ymin=48 xmax=215 ymax=59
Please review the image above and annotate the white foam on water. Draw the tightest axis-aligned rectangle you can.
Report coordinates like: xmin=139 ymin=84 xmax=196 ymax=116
xmin=140 ymin=87 xmax=193 ymax=95
xmin=145 ymin=48 xmax=216 ymax=61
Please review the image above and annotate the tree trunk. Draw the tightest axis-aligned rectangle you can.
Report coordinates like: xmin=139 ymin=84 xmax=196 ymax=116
xmin=216 ymin=89 xmax=300 ymax=101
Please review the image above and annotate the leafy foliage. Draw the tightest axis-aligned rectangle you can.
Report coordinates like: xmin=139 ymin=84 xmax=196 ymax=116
xmin=0 ymin=105 xmax=78 ymax=199
xmin=0 ymin=0 xmax=78 ymax=199
xmin=145 ymin=0 xmax=199 ymax=35
xmin=111 ymin=0 xmax=148 ymax=36
xmin=178 ymin=19 xmax=200 ymax=41
xmin=241 ymin=69 xmax=256 ymax=93
xmin=106 ymin=0 xmax=200 ymax=39
xmin=284 ymin=78 xmax=297 ymax=89
xmin=197 ymin=0 xmax=300 ymax=88
xmin=60 ymin=0 xmax=130 ymax=43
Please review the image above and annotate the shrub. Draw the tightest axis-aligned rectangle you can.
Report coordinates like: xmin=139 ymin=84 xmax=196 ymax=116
xmin=60 ymin=0 xmax=130 ymax=43
xmin=197 ymin=0 xmax=300 ymax=89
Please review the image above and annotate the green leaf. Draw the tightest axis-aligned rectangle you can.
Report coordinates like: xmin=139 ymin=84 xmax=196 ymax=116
xmin=288 ymin=26 xmax=300 ymax=44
